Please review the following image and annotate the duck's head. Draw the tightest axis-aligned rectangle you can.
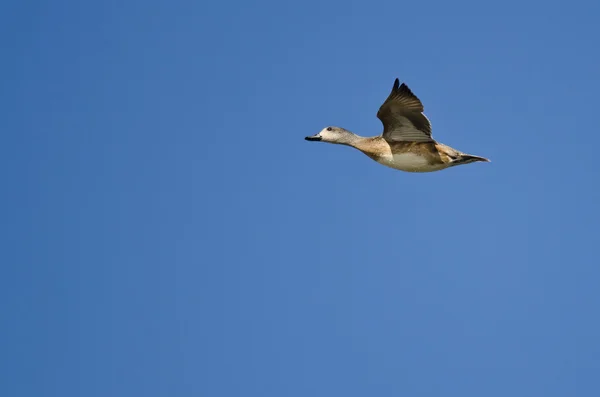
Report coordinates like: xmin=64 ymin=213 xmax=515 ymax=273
xmin=305 ymin=126 xmax=356 ymax=145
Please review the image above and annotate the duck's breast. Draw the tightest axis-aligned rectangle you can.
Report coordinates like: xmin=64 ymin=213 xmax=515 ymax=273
xmin=383 ymin=152 xmax=447 ymax=172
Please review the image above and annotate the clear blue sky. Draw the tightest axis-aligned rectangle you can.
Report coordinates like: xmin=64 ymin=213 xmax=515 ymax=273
xmin=2 ymin=0 xmax=600 ymax=396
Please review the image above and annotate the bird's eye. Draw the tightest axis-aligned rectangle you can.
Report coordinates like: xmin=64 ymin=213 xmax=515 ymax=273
xmin=327 ymin=127 xmax=332 ymax=131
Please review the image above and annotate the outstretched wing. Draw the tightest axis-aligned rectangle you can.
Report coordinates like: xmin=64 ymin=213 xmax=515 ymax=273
xmin=376 ymin=79 xmax=433 ymax=142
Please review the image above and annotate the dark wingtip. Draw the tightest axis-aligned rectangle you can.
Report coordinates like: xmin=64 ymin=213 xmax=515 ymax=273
xmin=393 ymin=78 xmax=400 ymax=90
xmin=399 ymin=82 xmax=414 ymax=96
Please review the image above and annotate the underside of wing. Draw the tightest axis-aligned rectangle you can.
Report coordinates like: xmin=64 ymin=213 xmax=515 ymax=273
xmin=377 ymin=79 xmax=433 ymax=142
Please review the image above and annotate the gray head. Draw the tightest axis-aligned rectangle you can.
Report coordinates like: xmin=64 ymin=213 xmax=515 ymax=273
xmin=305 ymin=126 xmax=357 ymax=145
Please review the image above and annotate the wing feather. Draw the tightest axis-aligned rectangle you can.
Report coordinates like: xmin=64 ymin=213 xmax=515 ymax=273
xmin=376 ymin=79 xmax=433 ymax=142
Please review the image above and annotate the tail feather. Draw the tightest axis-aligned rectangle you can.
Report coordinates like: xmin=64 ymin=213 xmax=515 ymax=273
xmin=452 ymin=154 xmax=490 ymax=166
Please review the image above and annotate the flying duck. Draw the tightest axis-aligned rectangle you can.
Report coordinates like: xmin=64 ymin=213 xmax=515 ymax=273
xmin=305 ymin=78 xmax=489 ymax=172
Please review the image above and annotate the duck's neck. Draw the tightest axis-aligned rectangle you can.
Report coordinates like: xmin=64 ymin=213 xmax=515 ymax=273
xmin=338 ymin=132 xmax=363 ymax=147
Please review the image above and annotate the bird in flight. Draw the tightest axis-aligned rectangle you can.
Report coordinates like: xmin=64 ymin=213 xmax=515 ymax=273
xmin=305 ymin=78 xmax=489 ymax=173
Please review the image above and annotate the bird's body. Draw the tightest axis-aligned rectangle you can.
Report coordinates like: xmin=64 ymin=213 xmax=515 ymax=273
xmin=355 ymin=139 xmax=488 ymax=173
xmin=305 ymin=78 xmax=489 ymax=173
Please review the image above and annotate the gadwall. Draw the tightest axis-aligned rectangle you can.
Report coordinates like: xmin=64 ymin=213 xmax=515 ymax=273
xmin=305 ymin=78 xmax=489 ymax=172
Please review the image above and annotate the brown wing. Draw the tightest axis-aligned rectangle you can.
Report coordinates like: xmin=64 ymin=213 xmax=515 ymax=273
xmin=376 ymin=79 xmax=433 ymax=142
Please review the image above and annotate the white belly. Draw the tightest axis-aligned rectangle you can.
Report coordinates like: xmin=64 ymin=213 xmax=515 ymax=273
xmin=379 ymin=152 xmax=448 ymax=173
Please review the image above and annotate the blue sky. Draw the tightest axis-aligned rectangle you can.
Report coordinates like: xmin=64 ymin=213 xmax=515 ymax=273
xmin=2 ymin=0 xmax=600 ymax=395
